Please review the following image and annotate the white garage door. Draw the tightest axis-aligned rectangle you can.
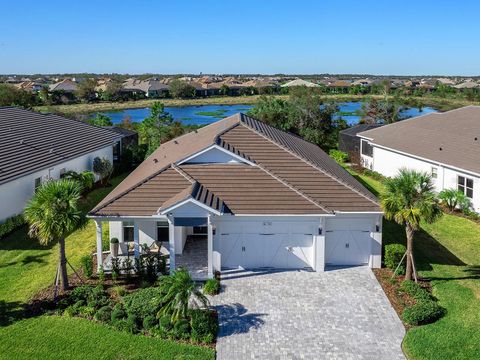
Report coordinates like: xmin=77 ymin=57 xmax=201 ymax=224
xmin=325 ymin=218 xmax=373 ymax=266
xmin=219 ymin=221 xmax=315 ymax=270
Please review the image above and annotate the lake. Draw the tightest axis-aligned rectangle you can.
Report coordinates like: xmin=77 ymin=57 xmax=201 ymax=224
xmin=101 ymin=102 xmax=437 ymax=126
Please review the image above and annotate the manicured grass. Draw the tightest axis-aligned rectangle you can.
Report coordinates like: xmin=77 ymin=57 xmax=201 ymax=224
xmin=0 ymin=175 xmax=126 ymax=303
xmin=0 ymin=316 xmax=214 ymax=360
xmin=351 ymin=168 xmax=480 ymax=359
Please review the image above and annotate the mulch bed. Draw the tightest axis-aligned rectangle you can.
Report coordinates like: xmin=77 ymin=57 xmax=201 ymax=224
xmin=373 ymin=268 xmax=431 ymax=328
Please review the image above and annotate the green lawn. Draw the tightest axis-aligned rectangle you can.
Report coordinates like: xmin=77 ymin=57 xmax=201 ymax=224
xmin=350 ymin=169 xmax=480 ymax=359
xmin=0 ymin=175 xmax=125 ymax=304
xmin=0 ymin=316 xmax=214 ymax=360
xmin=0 ymin=174 xmax=215 ymax=360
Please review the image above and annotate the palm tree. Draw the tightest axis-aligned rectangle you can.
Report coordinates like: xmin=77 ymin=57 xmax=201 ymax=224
xmin=381 ymin=169 xmax=442 ymax=281
xmin=24 ymin=179 xmax=85 ymax=291
xmin=158 ymin=268 xmax=209 ymax=323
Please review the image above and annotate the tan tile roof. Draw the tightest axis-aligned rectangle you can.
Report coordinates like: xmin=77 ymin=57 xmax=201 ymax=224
xmin=90 ymin=113 xmax=380 ymax=217
xmin=358 ymin=106 xmax=480 ymax=175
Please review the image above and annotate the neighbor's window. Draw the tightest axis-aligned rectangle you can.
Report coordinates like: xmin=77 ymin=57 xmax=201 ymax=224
xmin=123 ymin=221 xmax=134 ymax=242
xmin=157 ymin=221 xmax=169 ymax=242
xmin=361 ymin=140 xmax=373 ymax=157
xmin=458 ymin=175 xmax=474 ymax=198
xmin=59 ymin=168 xmax=66 ymax=178
xmin=431 ymin=167 xmax=438 ymax=179
xmin=34 ymin=177 xmax=41 ymax=192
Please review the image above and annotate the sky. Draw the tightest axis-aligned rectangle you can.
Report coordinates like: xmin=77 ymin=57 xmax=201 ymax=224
xmin=0 ymin=0 xmax=479 ymax=76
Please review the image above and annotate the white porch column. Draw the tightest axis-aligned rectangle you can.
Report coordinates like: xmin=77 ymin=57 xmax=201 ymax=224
xmin=133 ymin=221 xmax=140 ymax=258
xmin=314 ymin=217 xmax=326 ymax=272
xmin=95 ymin=220 xmax=103 ymax=270
xmin=207 ymin=215 xmax=214 ymax=278
xmin=370 ymin=214 xmax=383 ymax=268
xmin=167 ymin=216 xmax=176 ymax=273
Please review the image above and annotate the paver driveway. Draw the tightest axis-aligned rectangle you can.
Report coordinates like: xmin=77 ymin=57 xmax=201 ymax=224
xmin=212 ymin=266 xmax=405 ymax=360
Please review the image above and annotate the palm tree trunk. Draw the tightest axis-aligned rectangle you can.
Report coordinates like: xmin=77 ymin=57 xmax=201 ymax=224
xmin=405 ymin=223 xmax=415 ymax=281
xmin=58 ymin=237 xmax=69 ymax=291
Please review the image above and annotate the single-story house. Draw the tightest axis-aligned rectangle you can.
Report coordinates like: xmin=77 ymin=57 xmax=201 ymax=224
xmin=0 ymin=107 xmax=120 ymax=222
xmin=358 ymin=106 xmax=480 ymax=212
xmin=89 ymin=113 xmax=383 ymax=279
xmin=339 ymin=124 xmax=383 ymax=156
xmin=48 ymin=79 xmax=78 ymax=92
xmin=281 ymin=78 xmax=320 ymax=88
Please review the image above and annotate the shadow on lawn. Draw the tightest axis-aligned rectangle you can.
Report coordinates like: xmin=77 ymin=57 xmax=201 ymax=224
xmin=214 ymin=303 xmax=266 ymax=337
xmin=0 ymin=226 xmax=55 ymax=252
xmin=352 ymin=174 xmax=467 ymax=272
xmin=0 ymin=297 xmax=56 ymax=327
xmin=426 ymin=265 xmax=480 ymax=282
xmin=0 ymin=252 xmax=49 ymax=269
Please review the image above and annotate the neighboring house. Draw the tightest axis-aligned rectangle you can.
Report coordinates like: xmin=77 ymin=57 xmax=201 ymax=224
xmin=0 ymin=107 xmax=120 ymax=222
xmin=122 ymin=78 xmax=169 ymax=97
xmin=358 ymin=106 xmax=480 ymax=212
xmin=102 ymin=126 xmax=139 ymax=162
xmin=454 ymin=81 xmax=480 ymax=90
xmin=338 ymin=124 xmax=383 ymax=156
xmin=48 ymin=79 xmax=78 ymax=92
xmin=281 ymin=78 xmax=320 ymax=88
xmin=89 ymin=113 xmax=383 ymax=280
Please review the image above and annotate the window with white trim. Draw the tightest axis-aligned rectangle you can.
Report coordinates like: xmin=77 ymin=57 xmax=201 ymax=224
xmin=431 ymin=167 xmax=438 ymax=179
xmin=457 ymin=175 xmax=474 ymax=198
xmin=361 ymin=140 xmax=373 ymax=157
xmin=123 ymin=221 xmax=134 ymax=243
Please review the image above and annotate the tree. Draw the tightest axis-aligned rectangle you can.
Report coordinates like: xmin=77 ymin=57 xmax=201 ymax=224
xmin=100 ymin=80 xmax=123 ymax=101
xmin=140 ymin=102 xmax=174 ymax=155
xmin=219 ymin=84 xmax=230 ymax=96
xmin=381 ymin=169 xmax=442 ymax=281
xmin=169 ymin=79 xmax=196 ymax=98
xmin=158 ymin=268 xmax=209 ymax=323
xmin=0 ymin=84 xmax=36 ymax=107
xmin=89 ymin=113 xmax=113 ymax=127
xmin=76 ymin=78 xmax=97 ymax=102
xmin=93 ymin=157 xmax=113 ymax=186
xmin=247 ymin=96 xmax=291 ymax=130
xmin=24 ymin=179 xmax=85 ymax=291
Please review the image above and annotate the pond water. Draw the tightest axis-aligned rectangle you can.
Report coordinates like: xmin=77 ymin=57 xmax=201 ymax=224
xmin=101 ymin=102 xmax=437 ymax=126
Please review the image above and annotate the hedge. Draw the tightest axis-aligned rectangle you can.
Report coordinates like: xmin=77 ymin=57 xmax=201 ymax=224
xmin=0 ymin=214 xmax=26 ymax=239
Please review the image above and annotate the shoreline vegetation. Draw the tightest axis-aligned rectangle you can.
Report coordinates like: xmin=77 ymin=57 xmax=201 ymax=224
xmin=34 ymin=94 xmax=480 ymax=116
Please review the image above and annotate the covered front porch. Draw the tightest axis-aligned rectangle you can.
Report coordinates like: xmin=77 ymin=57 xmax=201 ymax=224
xmin=93 ymin=215 xmax=215 ymax=280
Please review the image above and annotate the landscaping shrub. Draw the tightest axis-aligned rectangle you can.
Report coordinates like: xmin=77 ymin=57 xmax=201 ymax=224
xmin=0 ymin=214 xmax=26 ymax=239
xmin=362 ymin=168 xmax=385 ymax=181
xmin=80 ymin=255 xmax=94 ymax=278
xmin=438 ymin=188 xmax=471 ymax=212
xmin=87 ymin=285 xmax=110 ymax=309
xmin=63 ymin=170 xmax=95 ymax=192
xmin=123 ymin=287 xmax=163 ymax=319
xmin=190 ymin=309 xmax=218 ymax=344
xmin=94 ymin=305 xmax=112 ymax=323
xmin=143 ymin=315 xmax=158 ymax=331
xmin=384 ymin=244 xmax=406 ymax=275
xmin=156 ymin=255 xmax=167 ymax=275
xmin=159 ymin=315 xmax=173 ymax=331
xmin=110 ymin=304 xmax=127 ymax=323
xmin=329 ymin=149 xmax=348 ymax=164
xmin=172 ymin=318 xmax=191 ymax=340
xmin=203 ymin=278 xmax=220 ymax=295
xmin=126 ymin=314 xmax=139 ymax=334
xmin=400 ymin=281 xmax=432 ymax=302
xmin=112 ymin=285 xmax=126 ymax=297
xmin=402 ymin=299 xmax=445 ymax=326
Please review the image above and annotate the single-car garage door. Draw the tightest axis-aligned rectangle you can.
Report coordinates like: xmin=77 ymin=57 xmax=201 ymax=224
xmin=325 ymin=218 xmax=373 ymax=266
xmin=218 ymin=221 xmax=316 ymax=270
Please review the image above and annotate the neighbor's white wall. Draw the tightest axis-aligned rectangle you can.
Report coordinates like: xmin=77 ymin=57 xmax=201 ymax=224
xmin=0 ymin=146 xmax=113 ymax=222
xmin=367 ymin=145 xmax=480 ymax=212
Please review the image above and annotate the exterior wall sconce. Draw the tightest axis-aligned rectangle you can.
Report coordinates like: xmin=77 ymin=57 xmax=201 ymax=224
xmin=375 ymin=224 xmax=380 ymax=232
xmin=318 ymin=227 xmax=323 ymax=235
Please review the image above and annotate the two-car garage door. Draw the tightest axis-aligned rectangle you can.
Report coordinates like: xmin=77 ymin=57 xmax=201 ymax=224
xmin=218 ymin=220 xmax=316 ymax=270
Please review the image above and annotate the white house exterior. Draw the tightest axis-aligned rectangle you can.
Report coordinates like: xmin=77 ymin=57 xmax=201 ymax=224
xmin=90 ymin=113 xmax=383 ymax=279
xmin=358 ymin=106 xmax=480 ymax=212
xmin=0 ymin=107 xmax=120 ymax=222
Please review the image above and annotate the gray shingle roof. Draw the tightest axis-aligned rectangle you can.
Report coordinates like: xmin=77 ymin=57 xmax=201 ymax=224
xmin=0 ymin=107 xmax=120 ymax=185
